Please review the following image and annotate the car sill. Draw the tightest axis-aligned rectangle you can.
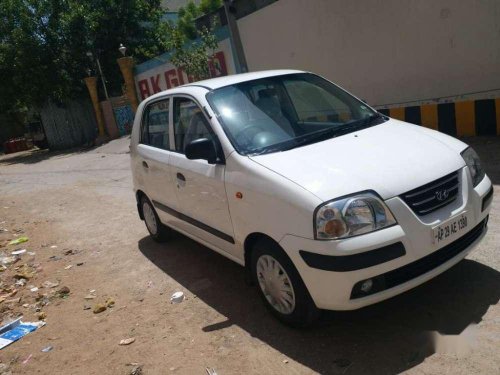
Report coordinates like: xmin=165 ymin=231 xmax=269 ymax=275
xmin=152 ymin=200 xmax=235 ymax=244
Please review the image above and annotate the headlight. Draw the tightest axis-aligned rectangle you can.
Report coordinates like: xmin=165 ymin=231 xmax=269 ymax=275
xmin=314 ymin=192 xmax=397 ymax=240
xmin=461 ymin=147 xmax=485 ymax=187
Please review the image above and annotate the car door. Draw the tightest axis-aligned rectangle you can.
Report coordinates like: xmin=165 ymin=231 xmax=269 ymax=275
xmin=168 ymin=95 xmax=235 ymax=253
xmin=135 ymin=97 xmax=179 ymax=226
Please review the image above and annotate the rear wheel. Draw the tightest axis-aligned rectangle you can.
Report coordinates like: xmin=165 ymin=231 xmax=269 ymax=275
xmin=141 ymin=196 xmax=171 ymax=242
xmin=251 ymin=238 xmax=320 ymax=327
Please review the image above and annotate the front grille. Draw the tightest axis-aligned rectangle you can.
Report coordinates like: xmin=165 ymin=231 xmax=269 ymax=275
xmin=400 ymin=171 xmax=459 ymax=216
xmin=351 ymin=217 xmax=487 ymax=299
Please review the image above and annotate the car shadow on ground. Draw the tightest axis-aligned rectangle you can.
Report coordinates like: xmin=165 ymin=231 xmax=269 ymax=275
xmin=0 ymin=147 xmax=90 ymax=166
xmin=138 ymin=234 xmax=500 ymax=374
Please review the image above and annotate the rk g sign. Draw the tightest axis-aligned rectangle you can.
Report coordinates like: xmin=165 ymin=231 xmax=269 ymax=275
xmin=134 ymin=38 xmax=236 ymax=100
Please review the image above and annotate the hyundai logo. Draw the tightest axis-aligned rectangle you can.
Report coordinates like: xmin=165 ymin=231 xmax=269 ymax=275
xmin=435 ymin=189 xmax=449 ymax=201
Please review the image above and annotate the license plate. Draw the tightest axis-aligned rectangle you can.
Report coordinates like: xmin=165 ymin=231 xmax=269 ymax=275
xmin=432 ymin=213 xmax=469 ymax=245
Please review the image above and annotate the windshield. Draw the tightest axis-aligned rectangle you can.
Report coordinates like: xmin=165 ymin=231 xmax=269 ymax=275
xmin=206 ymin=73 xmax=387 ymax=155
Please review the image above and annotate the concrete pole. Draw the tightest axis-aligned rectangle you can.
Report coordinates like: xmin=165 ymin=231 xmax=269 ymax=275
xmin=84 ymin=76 xmax=106 ymax=138
xmin=95 ymin=56 xmax=110 ymax=100
xmin=117 ymin=56 xmax=139 ymax=112
xmin=223 ymin=0 xmax=248 ymax=73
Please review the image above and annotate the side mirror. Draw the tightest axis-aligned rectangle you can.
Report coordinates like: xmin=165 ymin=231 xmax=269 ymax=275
xmin=185 ymin=138 xmax=218 ymax=164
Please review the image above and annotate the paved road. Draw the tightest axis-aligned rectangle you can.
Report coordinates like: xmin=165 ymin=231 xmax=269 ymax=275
xmin=0 ymin=136 xmax=498 ymax=375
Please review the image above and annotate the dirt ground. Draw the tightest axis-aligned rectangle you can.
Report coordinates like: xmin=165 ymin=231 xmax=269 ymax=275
xmin=0 ymin=136 xmax=498 ymax=375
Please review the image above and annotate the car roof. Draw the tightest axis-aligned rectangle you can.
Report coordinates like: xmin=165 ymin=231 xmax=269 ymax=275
xmin=143 ymin=69 xmax=306 ymax=103
xmin=184 ymin=69 xmax=305 ymax=90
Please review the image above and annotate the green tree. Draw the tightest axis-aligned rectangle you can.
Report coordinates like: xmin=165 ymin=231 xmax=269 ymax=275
xmin=169 ymin=23 xmax=218 ymax=81
xmin=198 ymin=0 xmax=222 ymax=15
xmin=0 ymin=0 xmax=170 ymax=113
xmin=176 ymin=1 xmax=201 ymax=40
xmin=176 ymin=0 xmax=221 ymax=41
xmin=169 ymin=0 xmax=222 ymax=81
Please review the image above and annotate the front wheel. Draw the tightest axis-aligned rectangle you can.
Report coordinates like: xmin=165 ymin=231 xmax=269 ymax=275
xmin=141 ymin=196 xmax=171 ymax=242
xmin=251 ymin=238 xmax=320 ymax=327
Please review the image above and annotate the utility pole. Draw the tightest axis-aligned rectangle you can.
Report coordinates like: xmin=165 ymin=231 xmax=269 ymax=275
xmin=223 ymin=0 xmax=248 ymax=73
xmin=86 ymin=51 xmax=109 ymax=100
xmin=95 ymin=56 xmax=109 ymax=100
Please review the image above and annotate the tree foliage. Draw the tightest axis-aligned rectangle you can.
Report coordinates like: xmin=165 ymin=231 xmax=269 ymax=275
xmin=198 ymin=0 xmax=222 ymax=15
xmin=0 ymin=0 xmax=224 ymax=114
xmin=176 ymin=1 xmax=201 ymax=41
xmin=176 ymin=0 xmax=221 ymax=41
xmin=0 ymin=0 xmax=169 ymax=113
xmin=169 ymin=24 xmax=218 ymax=81
xmin=169 ymin=0 xmax=222 ymax=81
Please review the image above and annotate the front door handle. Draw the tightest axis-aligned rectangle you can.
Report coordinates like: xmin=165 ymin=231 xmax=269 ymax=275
xmin=142 ymin=161 xmax=149 ymax=169
xmin=176 ymin=172 xmax=186 ymax=182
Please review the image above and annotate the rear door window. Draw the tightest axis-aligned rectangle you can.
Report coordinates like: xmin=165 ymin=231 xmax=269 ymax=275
xmin=141 ymin=99 xmax=170 ymax=150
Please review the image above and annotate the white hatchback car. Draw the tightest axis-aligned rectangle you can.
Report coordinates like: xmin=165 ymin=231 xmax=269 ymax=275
xmin=130 ymin=70 xmax=493 ymax=326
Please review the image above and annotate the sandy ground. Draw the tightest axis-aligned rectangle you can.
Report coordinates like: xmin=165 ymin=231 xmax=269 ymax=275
xmin=0 ymin=136 xmax=498 ymax=375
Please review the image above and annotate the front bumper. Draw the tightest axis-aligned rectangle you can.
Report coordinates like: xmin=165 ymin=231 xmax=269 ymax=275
xmin=280 ymin=168 xmax=493 ymax=310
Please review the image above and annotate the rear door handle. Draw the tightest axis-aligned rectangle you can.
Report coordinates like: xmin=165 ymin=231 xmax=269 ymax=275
xmin=176 ymin=172 xmax=186 ymax=182
xmin=142 ymin=161 xmax=149 ymax=169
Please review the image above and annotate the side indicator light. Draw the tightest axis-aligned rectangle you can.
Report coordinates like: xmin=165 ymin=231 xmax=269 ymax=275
xmin=236 ymin=192 xmax=243 ymax=199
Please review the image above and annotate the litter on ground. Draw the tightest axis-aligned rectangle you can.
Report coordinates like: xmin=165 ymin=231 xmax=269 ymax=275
xmin=42 ymin=281 xmax=59 ymax=289
xmin=57 ymin=286 xmax=70 ymax=297
xmin=11 ymin=249 xmax=27 ymax=256
xmin=93 ymin=303 xmax=106 ymax=314
xmin=0 ymin=256 xmax=18 ymax=265
xmin=22 ymin=353 xmax=33 ymax=364
xmin=119 ymin=337 xmax=136 ymax=345
xmin=8 ymin=237 xmax=29 ymax=245
xmin=0 ymin=318 xmax=45 ymax=349
xmin=129 ymin=365 xmax=143 ymax=375
xmin=170 ymin=291 xmax=184 ymax=304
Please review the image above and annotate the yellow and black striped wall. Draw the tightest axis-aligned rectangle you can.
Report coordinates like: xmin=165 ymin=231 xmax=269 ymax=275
xmin=377 ymin=98 xmax=500 ymax=136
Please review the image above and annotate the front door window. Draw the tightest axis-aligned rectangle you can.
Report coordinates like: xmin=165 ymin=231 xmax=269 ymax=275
xmin=173 ymin=97 xmax=215 ymax=153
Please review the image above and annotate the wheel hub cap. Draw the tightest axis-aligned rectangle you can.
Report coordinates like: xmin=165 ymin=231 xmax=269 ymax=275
xmin=256 ymin=255 xmax=296 ymax=315
xmin=143 ymin=202 xmax=158 ymax=235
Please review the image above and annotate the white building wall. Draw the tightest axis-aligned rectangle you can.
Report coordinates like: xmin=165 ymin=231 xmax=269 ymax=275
xmin=237 ymin=0 xmax=500 ymax=107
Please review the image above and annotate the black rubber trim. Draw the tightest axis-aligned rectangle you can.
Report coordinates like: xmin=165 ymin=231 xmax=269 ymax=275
xmin=152 ymin=200 xmax=235 ymax=244
xmin=482 ymin=187 xmax=493 ymax=212
xmin=299 ymin=242 xmax=406 ymax=272
xmin=183 ymin=84 xmax=212 ymax=91
xmin=350 ymin=217 xmax=487 ymax=299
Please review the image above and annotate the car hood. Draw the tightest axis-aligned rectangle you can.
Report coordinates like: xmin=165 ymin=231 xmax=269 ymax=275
xmin=249 ymin=120 xmax=467 ymax=201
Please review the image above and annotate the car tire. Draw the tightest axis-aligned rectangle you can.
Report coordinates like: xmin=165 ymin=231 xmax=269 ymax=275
xmin=140 ymin=196 xmax=171 ymax=242
xmin=251 ymin=238 xmax=320 ymax=327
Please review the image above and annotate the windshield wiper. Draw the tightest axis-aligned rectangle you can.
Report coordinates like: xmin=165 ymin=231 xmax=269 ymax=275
xmin=281 ymin=114 xmax=384 ymax=151
xmin=249 ymin=113 xmax=386 ymax=155
xmin=283 ymin=127 xmax=341 ymax=150
xmin=248 ymin=127 xmax=340 ymax=155
xmin=346 ymin=113 xmax=385 ymax=129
